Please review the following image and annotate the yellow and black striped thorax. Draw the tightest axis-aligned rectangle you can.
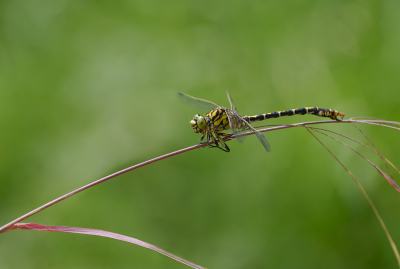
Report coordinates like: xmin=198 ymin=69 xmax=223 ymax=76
xmin=242 ymin=107 xmax=345 ymax=123
xmin=205 ymin=106 xmax=233 ymax=132
xmin=190 ymin=106 xmax=238 ymax=134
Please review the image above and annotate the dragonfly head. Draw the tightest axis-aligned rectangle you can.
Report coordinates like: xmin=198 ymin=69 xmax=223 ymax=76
xmin=190 ymin=114 xmax=206 ymax=133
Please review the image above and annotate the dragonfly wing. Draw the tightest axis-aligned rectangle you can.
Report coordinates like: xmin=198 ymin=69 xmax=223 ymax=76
xmin=226 ymin=90 xmax=237 ymax=112
xmin=226 ymin=110 xmax=246 ymax=144
xmin=241 ymin=118 xmax=272 ymax=152
xmin=177 ymin=92 xmax=219 ymax=112
xmin=226 ymin=91 xmax=246 ymax=143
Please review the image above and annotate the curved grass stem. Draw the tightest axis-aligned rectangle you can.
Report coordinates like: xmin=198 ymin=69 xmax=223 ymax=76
xmin=1 ymin=118 xmax=399 ymax=268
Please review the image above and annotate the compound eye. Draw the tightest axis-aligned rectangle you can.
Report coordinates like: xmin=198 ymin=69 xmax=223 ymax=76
xmin=197 ymin=115 xmax=206 ymax=130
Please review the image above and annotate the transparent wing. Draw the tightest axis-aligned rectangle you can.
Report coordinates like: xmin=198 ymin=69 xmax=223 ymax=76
xmin=226 ymin=110 xmax=247 ymax=144
xmin=241 ymin=118 xmax=271 ymax=152
xmin=226 ymin=90 xmax=271 ymax=152
xmin=226 ymin=90 xmax=237 ymax=112
xmin=177 ymin=92 xmax=219 ymax=112
xmin=225 ymin=90 xmax=247 ymax=144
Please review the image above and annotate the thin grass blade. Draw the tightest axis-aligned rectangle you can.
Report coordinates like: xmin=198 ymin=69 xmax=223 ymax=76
xmin=305 ymin=127 xmax=400 ymax=267
xmin=307 ymin=127 xmax=400 ymax=192
xmin=11 ymin=223 xmax=206 ymax=269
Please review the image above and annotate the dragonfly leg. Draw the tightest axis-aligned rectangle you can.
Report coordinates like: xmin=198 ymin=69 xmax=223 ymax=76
xmin=213 ymin=132 xmax=230 ymax=152
xmin=206 ymin=133 xmax=221 ymax=148
xmin=198 ymin=131 xmax=230 ymax=152
xmin=197 ymin=133 xmax=209 ymax=148
xmin=198 ymin=133 xmax=219 ymax=149
xmin=208 ymin=141 xmax=230 ymax=152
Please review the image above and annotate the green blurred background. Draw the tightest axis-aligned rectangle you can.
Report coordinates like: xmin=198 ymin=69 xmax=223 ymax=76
xmin=1 ymin=1 xmax=400 ymax=268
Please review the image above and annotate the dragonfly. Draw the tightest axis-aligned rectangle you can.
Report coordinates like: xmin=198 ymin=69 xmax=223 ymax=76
xmin=177 ymin=91 xmax=345 ymax=152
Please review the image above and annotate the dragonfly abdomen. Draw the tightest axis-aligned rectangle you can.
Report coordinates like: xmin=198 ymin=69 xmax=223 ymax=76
xmin=243 ymin=107 xmax=345 ymax=122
